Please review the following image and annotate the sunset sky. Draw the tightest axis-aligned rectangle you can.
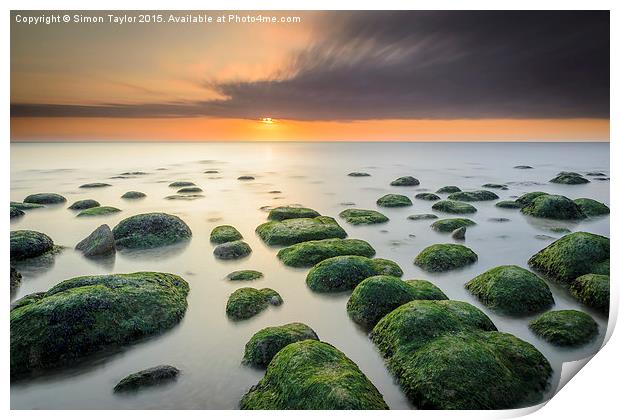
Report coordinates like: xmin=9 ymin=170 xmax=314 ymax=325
xmin=10 ymin=11 xmax=610 ymax=141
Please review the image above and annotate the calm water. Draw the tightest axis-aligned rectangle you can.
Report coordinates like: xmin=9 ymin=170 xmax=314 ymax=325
xmin=10 ymin=142 xmax=610 ymax=410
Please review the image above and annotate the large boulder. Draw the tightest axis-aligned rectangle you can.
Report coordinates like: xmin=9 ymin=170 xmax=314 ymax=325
xmin=77 ymin=206 xmax=121 ymax=217
xmin=414 ymin=244 xmax=478 ymax=272
xmin=210 ymin=225 xmax=243 ymax=244
xmin=10 ymin=272 xmax=189 ymax=377
xmin=447 ymin=190 xmax=499 ymax=202
xmin=256 ymin=216 xmax=347 ymax=246
xmin=573 ymin=198 xmax=610 ymax=217
xmin=570 ymin=274 xmax=609 ymax=315
xmin=268 ymin=206 xmax=321 ymax=221
xmin=549 ymin=172 xmax=589 ymax=184
xmin=243 ymin=323 xmax=319 ymax=367
xmin=431 ymin=218 xmax=476 ymax=233
xmin=23 ymin=193 xmax=66 ymax=205
xmin=75 ymin=224 xmax=116 ymax=257
xmin=68 ymin=199 xmax=100 ymax=210
xmin=226 ymin=287 xmax=283 ymax=320
xmin=376 ymin=194 xmax=412 ymax=207
xmin=240 ymin=340 xmax=388 ymax=409
xmin=390 ymin=176 xmax=419 ymax=186
xmin=436 ymin=186 xmax=461 ymax=194
xmin=520 ymin=195 xmax=585 ymax=220
xmin=432 ymin=200 xmax=477 ymax=214
xmin=529 ymin=310 xmax=598 ymax=346
xmin=112 ymin=213 xmax=192 ymax=249
xmin=114 ymin=365 xmax=180 ymax=392
xmin=277 ymin=238 xmax=375 ymax=267
xmin=10 ymin=230 xmax=56 ymax=261
xmin=213 ymin=240 xmax=252 ymax=260
xmin=339 ymin=209 xmax=388 ymax=225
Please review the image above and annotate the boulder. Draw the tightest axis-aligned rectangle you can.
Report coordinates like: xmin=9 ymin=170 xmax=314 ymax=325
xmin=177 ymin=186 xmax=203 ymax=193
xmin=79 ymin=183 xmax=111 ymax=189
xmin=268 ymin=206 xmax=321 ymax=221
xmin=436 ymin=186 xmax=461 ymax=194
xmin=10 ymin=201 xmax=44 ymax=210
xmin=431 ymin=218 xmax=475 ymax=233
xmin=23 ymin=193 xmax=66 ymax=205
xmin=256 ymin=216 xmax=347 ymax=246
xmin=227 ymin=270 xmax=264 ymax=281
xmin=10 ymin=230 xmax=55 ymax=261
xmin=570 ymin=274 xmax=609 ymax=315
xmin=213 ymin=240 xmax=252 ymax=260
xmin=432 ymin=200 xmax=477 ymax=214
xmin=514 ymin=165 xmax=533 ymax=169
xmin=168 ymin=181 xmax=195 ymax=187
xmin=243 ymin=323 xmax=319 ymax=367
xmin=210 ymin=225 xmax=243 ymax=244
xmin=407 ymin=213 xmax=438 ymax=221
xmin=10 ymin=267 xmax=22 ymax=294
xmin=414 ymin=243 xmax=477 ymax=272
xmin=77 ymin=206 xmax=121 ymax=217
xmin=238 ymin=176 xmax=255 ymax=181
xmin=121 ymin=191 xmax=146 ymax=199
xmin=112 ymin=213 xmax=192 ymax=249
xmin=515 ymin=191 xmax=549 ymax=206
xmin=68 ymin=199 xmax=100 ymax=210
xmin=226 ymin=287 xmax=283 ymax=320
xmin=390 ymin=176 xmax=419 ymax=186
xmin=447 ymin=190 xmax=499 ymax=202
xmin=277 ymin=238 xmax=375 ymax=267
xmin=339 ymin=209 xmax=388 ymax=225
xmin=549 ymin=172 xmax=589 ymax=184
xmin=521 ymin=195 xmax=585 ymax=220
xmin=573 ymin=198 xmax=610 ymax=217
xmin=348 ymin=172 xmax=371 ymax=177
xmin=376 ymin=194 xmax=412 ymax=207
xmin=10 ymin=207 xmax=24 ymax=219
xmin=451 ymin=227 xmax=466 ymax=240
xmin=114 ymin=365 xmax=180 ymax=392
xmin=415 ymin=192 xmax=440 ymax=201
xmin=75 ymin=224 xmax=116 ymax=257
xmin=529 ymin=310 xmax=598 ymax=346
xmin=495 ymin=200 xmax=522 ymax=209
xmin=482 ymin=183 xmax=508 ymax=190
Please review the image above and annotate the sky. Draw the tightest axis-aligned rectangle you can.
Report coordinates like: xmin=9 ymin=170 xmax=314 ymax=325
xmin=10 ymin=11 xmax=610 ymax=141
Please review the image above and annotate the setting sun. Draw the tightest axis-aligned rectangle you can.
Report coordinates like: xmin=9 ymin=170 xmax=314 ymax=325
xmin=260 ymin=117 xmax=275 ymax=125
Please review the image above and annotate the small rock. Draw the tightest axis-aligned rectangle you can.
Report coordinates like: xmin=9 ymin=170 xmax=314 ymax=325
xmin=213 ymin=240 xmax=252 ymax=259
xmin=68 ymin=199 xmax=101 ymax=210
xmin=79 ymin=183 xmax=111 ymax=189
xmin=452 ymin=227 xmax=466 ymax=240
xmin=114 ymin=365 xmax=180 ymax=392
xmin=75 ymin=224 xmax=116 ymax=257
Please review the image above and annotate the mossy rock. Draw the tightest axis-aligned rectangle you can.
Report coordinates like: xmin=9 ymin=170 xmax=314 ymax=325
xmin=10 ymin=230 xmax=55 ymax=261
xmin=240 ymin=340 xmax=388 ymax=409
xmin=121 ymin=191 xmax=146 ymax=199
xmin=238 ymin=176 xmax=255 ymax=180
xmin=573 ymin=198 xmax=609 ymax=217
xmin=549 ymin=172 xmax=590 ymax=184
xmin=528 ymin=232 xmax=609 ymax=283
xmin=210 ymin=225 xmax=243 ymax=244
xmin=79 ymin=183 xmax=111 ymax=189
xmin=432 ymin=200 xmax=477 ymax=214
xmin=586 ymin=171 xmax=606 ymax=176
xmin=23 ymin=193 xmax=66 ymax=205
xmin=447 ymin=190 xmax=499 ymax=202
xmin=226 ymin=288 xmax=283 ymax=320
xmin=11 ymin=267 xmax=22 ymax=294
xmin=376 ymin=194 xmax=412 ymax=207
xmin=431 ymin=218 xmax=476 ymax=233
xmin=521 ymin=195 xmax=585 ymax=220
xmin=164 ymin=194 xmax=204 ymax=201
xmin=407 ymin=213 xmax=438 ymax=221
xmin=515 ymin=191 xmax=549 ymax=206
xmin=11 ymin=201 xmax=44 ymax=210
xmin=415 ymin=192 xmax=440 ymax=201
xmin=177 ymin=186 xmax=202 ymax=193
xmin=256 ymin=216 xmax=347 ymax=246
xmin=529 ymin=310 xmax=598 ymax=346
xmin=482 ymin=183 xmax=508 ymax=190
xmin=495 ymin=200 xmax=522 ymax=209
xmin=347 ymin=276 xmax=447 ymax=328
xmin=514 ymin=165 xmax=533 ymax=169
xmin=348 ymin=172 xmax=371 ymax=177
xmin=68 ymin=199 xmax=100 ymax=210
xmin=436 ymin=186 xmax=461 ymax=194
xmin=414 ymin=243 xmax=477 ymax=272
xmin=169 ymin=181 xmax=195 ymax=187
xmin=570 ymin=274 xmax=609 ymax=315
xmin=268 ymin=206 xmax=321 ymax=221
xmin=390 ymin=176 xmax=419 ymax=186
xmin=77 ymin=206 xmax=121 ymax=217
xmin=465 ymin=265 xmax=554 ymax=315
xmin=227 ymin=270 xmax=264 ymax=281
xmin=370 ymin=300 xmax=552 ymax=409
xmin=306 ymin=255 xmax=402 ymax=293
xmin=277 ymin=238 xmax=375 ymax=267
xmin=339 ymin=208 xmax=388 ymax=225
xmin=114 ymin=365 xmax=180 ymax=392
xmin=213 ymin=240 xmax=252 ymax=260
xmin=112 ymin=213 xmax=192 ymax=249
xmin=75 ymin=224 xmax=116 ymax=257
xmin=10 ymin=272 xmax=189 ymax=377
xmin=243 ymin=323 xmax=319 ymax=368
xmin=10 ymin=207 xmax=24 ymax=219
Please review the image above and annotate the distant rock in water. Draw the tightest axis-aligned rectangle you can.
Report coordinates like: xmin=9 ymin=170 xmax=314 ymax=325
xmin=238 ymin=176 xmax=255 ymax=181
xmin=431 ymin=218 xmax=475 ymax=233
xmin=79 ymin=183 xmax=111 ymax=189
xmin=10 ymin=207 xmax=24 ymax=219
xmin=112 ymin=213 xmax=192 ymax=249
xmin=482 ymin=183 xmax=508 ymax=190
xmin=376 ymin=194 xmax=412 ymax=207
xmin=348 ymin=172 xmax=371 ymax=177
xmin=390 ymin=176 xmax=420 ymax=186
xmin=436 ymin=186 xmax=461 ymax=194
xmin=114 ymin=365 xmax=180 ymax=392
xmin=177 ymin=186 xmax=202 ymax=193
xmin=520 ymin=195 xmax=585 ymax=220
xmin=68 ymin=199 xmax=100 ymax=210
xmin=586 ymin=171 xmax=606 ymax=176
xmin=204 ymin=170 xmax=219 ymax=174
xmin=23 ymin=193 xmax=66 ymax=205
xmin=226 ymin=287 xmax=283 ymax=320
xmin=514 ymin=165 xmax=533 ymax=169
xmin=415 ymin=192 xmax=440 ymax=201
xmin=407 ymin=213 xmax=438 ymax=221
xmin=549 ymin=172 xmax=590 ymax=184
xmin=121 ymin=191 xmax=146 ymax=199
xmin=77 ymin=206 xmax=121 ymax=217
xmin=75 ymin=224 xmax=116 ymax=257
xmin=227 ymin=270 xmax=263 ymax=281
xmin=495 ymin=200 xmax=522 ymax=209
xmin=169 ymin=181 xmax=195 ymax=187
xmin=210 ymin=225 xmax=243 ymax=244
xmin=213 ymin=240 xmax=252 ymax=260
xmin=447 ymin=190 xmax=499 ymax=202
xmin=268 ymin=206 xmax=320 ymax=221
xmin=432 ymin=200 xmax=477 ymax=214
xmin=165 ymin=194 xmax=204 ymax=200
xmin=339 ymin=209 xmax=388 ymax=225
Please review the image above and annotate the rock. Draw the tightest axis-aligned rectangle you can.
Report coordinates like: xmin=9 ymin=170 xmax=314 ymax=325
xmin=447 ymin=190 xmax=499 ymax=201
xmin=451 ymin=227 xmax=466 ymax=240
xmin=77 ymin=206 xmax=121 ymax=217
xmin=415 ymin=192 xmax=440 ymax=201
xmin=535 ymin=234 xmax=556 ymax=241
xmin=227 ymin=270 xmax=264 ymax=281
xmin=549 ymin=172 xmax=590 ymax=184
xmin=23 ymin=193 xmax=66 ymax=205
xmin=495 ymin=200 xmax=522 ymax=209
xmin=529 ymin=310 xmax=598 ymax=346
xmin=548 ymin=227 xmax=571 ymax=234
xmin=10 ymin=207 xmax=24 ymax=219
xmin=390 ymin=176 xmax=419 ymax=186
xmin=573 ymin=198 xmax=610 ymax=216
xmin=570 ymin=274 xmax=609 ymax=315
xmin=114 ymin=365 xmax=180 ymax=392
xmin=177 ymin=186 xmax=203 ymax=193
xmin=256 ymin=216 xmax=347 ymax=246
xmin=277 ymin=238 xmax=375 ymax=267
xmin=68 ymin=199 xmax=100 ymax=210
xmin=10 ymin=267 xmax=22 ymax=294
xmin=204 ymin=170 xmax=219 ymax=174
xmin=268 ymin=190 xmax=281 ymax=194
xmin=213 ymin=240 xmax=252 ymax=260
xmin=243 ymin=323 xmax=319 ymax=367
xmin=348 ymin=172 xmax=371 ymax=177
xmin=79 ymin=183 xmax=111 ymax=189
xmin=112 ymin=213 xmax=192 ymax=249
xmin=407 ymin=213 xmax=438 ymax=220
xmin=306 ymin=255 xmax=402 ymax=293
xmin=347 ymin=275 xmax=447 ymax=328
xmin=482 ymin=183 xmax=508 ymax=190
xmin=164 ymin=194 xmax=204 ymax=200
xmin=465 ymin=265 xmax=554 ymax=315
xmin=431 ymin=218 xmax=476 ymax=233
xmin=121 ymin=191 xmax=146 ymax=199
xmin=376 ymin=194 xmax=412 ymax=207
xmin=268 ymin=206 xmax=321 ymax=221
xmin=10 ymin=272 xmax=189 ymax=377
xmin=594 ymin=177 xmax=610 ymax=180
xmin=240 ymin=340 xmax=388 ymax=409
xmin=514 ymin=165 xmax=533 ymax=169
xmin=11 ymin=201 xmax=44 ymax=210
xmin=226 ymin=287 xmax=283 ymax=320
xmin=370 ymin=300 xmax=552 ymax=409
xmin=75 ymin=224 xmax=116 ymax=257
xmin=432 ymin=200 xmax=477 ymax=214
xmin=521 ymin=194 xmax=585 ymax=220
xmin=238 ymin=176 xmax=255 ymax=181
xmin=515 ymin=191 xmax=549 ymax=206
xmin=586 ymin=171 xmax=606 ymax=176
xmin=210 ymin=225 xmax=243 ymax=244
xmin=488 ymin=217 xmax=510 ymax=222
xmin=414 ymin=243 xmax=477 ymax=272
xmin=120 ymin=171 xmax=148 ymax=176
xmin=10 ymin=230 xmax=56 ymax=261
xmin=528 ymin=232 xmax=609 ymax=283
xmin=436 ymin=186 xmax=461 ymax=194
xmin=169 ymin=181 xmax=195 ymax=187
xmin=339 ymin=208 xmax=388 ymax=225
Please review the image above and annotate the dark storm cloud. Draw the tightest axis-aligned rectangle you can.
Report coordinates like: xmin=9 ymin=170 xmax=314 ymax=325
xmin=12 ymin=11 xmax=609 ymax=120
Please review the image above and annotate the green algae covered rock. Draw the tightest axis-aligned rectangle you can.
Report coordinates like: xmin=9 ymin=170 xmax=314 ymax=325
xmin=121 ymin=191 xmax=146 ymax=199
xmin=432 ymin=200 xmax=477 ymax=214
xmin=114 ymin=365 xmax=180 ymax=392
xmin=226 ymin=287 xmax=283 ymax=320
xmin=11 ymin=267 xmax=22 ymax=294
xmin=227 ymin=270 xmax=264 ymax=281
xmin=465 ymin=265 xmax=554 ymax=315
xmin=482 ymin=183 xmax=508 ymax=190
xmin=431 ymin=218 xmax=476 ymax=233
xmin=390 ymin=176 xmax=419 ymax=186
xmin=514 ymin=165 xmax=533 ymax=169
xmin=240 ymin=340 xmax=388 ymax=410
xmin=515 ymin=191 xmax=549 ymax=206
xmin=414 ymin=243 xmax=478 ymax=272
xmin=213 ymin=240 xmax=252 ymax=260
xmin=447 ymin=190 xmax=499 ymax=202
xmin=339 ymin=208 xmax=388 ymax=225
xmin=10 ymin=207 xmax=24 ymax=219
xmin=243 ymin=323 xmax=319 ymax=367
xmin=210 ymin=225 xmax=243 ymax=244
xmin=521 ymin=195 xmax=585 ymax=220
xmin=68 ymin=199 xmax=100 ymax=210
xmin=550 ymin=172 xmax=590 ymax=184
xmin=348 ymin=172 xmax=371 ymax=177
xmin=573 ymin=198 xmax=610 ymax=217
xmin=10 ymin=272 xmax=189 ymax=377
xmin=77 ymin=206 xmax=121 ymax=217
xmin=11 ymin=201 xmax=44 ymax=210
xmin=277 ymin=238 xmax=375 ymax=267
xmin=79 ymin=182 xmax=111 ymax=189
xmin=347 ymin=276 xmax=447 ymax=328
xmin=75 ymin=224 xmax=116 ymax=257
xmin=529 ymin=310 xmax=598 ymax=346
xmin=436 ymin=186 xmax=461 ymax=194
xmin=370 ymin=300 xmax=552 ymax=409
xmin=256 ymin=216 xmax=347 ymax=246
xmin=10 ymin=230 xmax=55 ymax=261
xmin=407 ymin=213 xmax=438 ymax=220
xmin=268 ymin=206 xmax=321 ymax=221
xmin=415 ymin=192 xmax=440 ymax=201
xmin=306 ymin=255 xmax=402 ymax=293
xmin=169 ymin=181 xmax=195 ymax=187
xmin=177 ymin=186 xmax=202 ymax=193
xmin=570 ymin=274 xmax=609 ymax=314
xmin=496 ymin=200 xmax=522 ymax=209
xmin=112 ymin=213 xmax=192 ymax=250
xmin=376 ymin=194 xmax=412 ymax=207
xmin=24 ymin=193 xmax=66 ymax=205
xmin=528 ymin=232 xmax=609 ymax=283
